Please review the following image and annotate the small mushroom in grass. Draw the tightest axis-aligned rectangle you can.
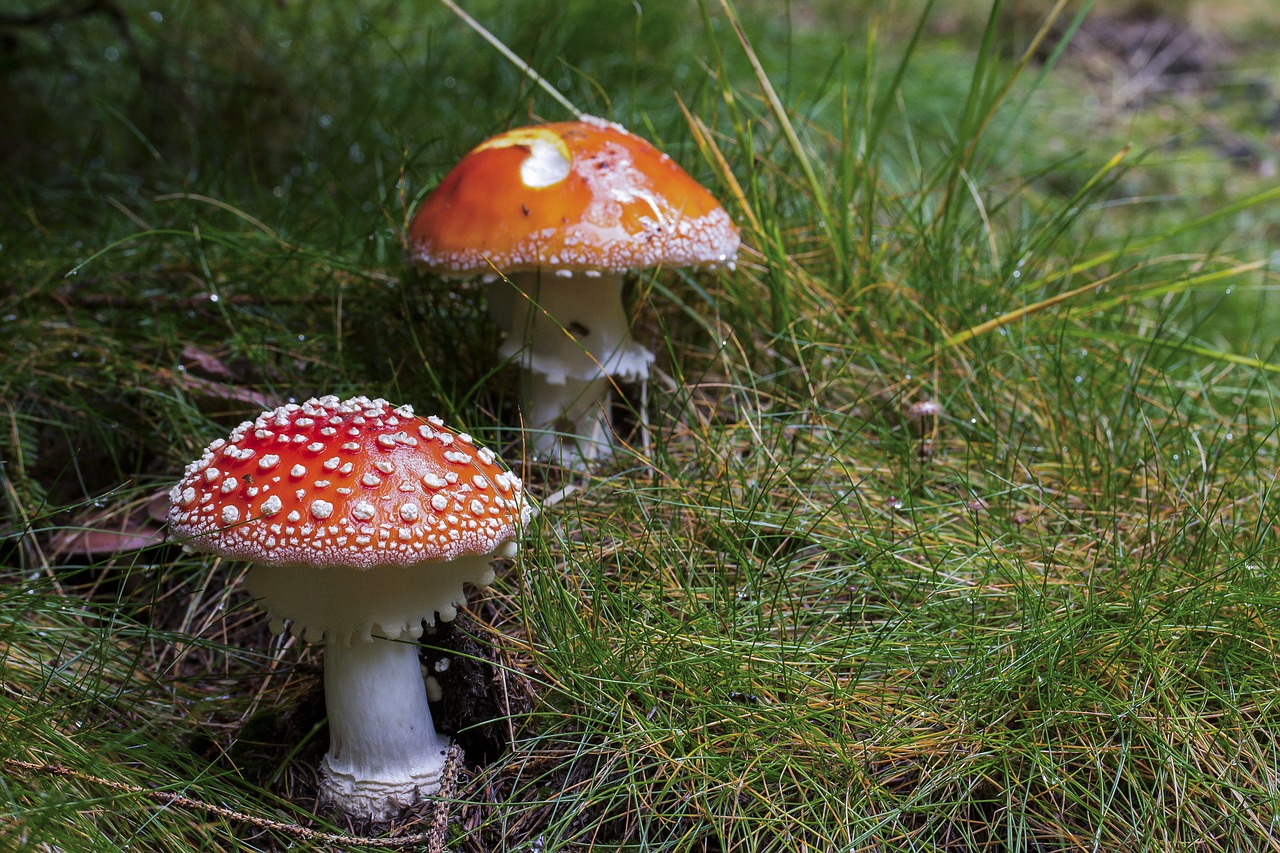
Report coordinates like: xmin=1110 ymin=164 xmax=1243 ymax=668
xmin=167 ymin=395 xmax=530 ymax=821
xmin=409 ymin=115 xmax=740 ymax=465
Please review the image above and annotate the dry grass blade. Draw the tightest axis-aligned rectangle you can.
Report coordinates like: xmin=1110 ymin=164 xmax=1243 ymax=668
xmin=714 ymin=0 xmax=843 ymax=274
xmin=437 ymin=0 xmax=582 ymax=120
xmin=677 ymin=95 xmax=760 ymax=237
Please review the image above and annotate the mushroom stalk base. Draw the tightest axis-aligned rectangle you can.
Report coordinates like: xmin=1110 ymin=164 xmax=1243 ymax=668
xmin=319 ymin=635 xmax=450 ymax=820
xmin=246 ymin=558 xmax=503 ymax=818
xmin=522 ymin=371 xmax=613 ymax=464
xmin=489 ymin=271 xmax=653 ymax=464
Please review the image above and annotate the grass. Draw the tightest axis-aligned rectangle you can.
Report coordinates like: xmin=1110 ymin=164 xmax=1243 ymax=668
xmin=3 ymin=0 xmax=1280 ymax=850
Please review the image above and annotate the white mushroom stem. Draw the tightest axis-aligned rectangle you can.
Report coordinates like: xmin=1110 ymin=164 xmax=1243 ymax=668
xmin=521 ymin=371 xmax=613 ymax=460
xmin=319 ymin=635 xmax=450 ymax=820
xmin=245 ymin=557 xmax=502 ymax=819
xmin=488 ymin=270 xmax=653 ymax=462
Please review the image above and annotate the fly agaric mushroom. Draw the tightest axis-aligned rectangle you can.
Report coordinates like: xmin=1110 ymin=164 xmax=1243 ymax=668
xmin=167 ymin=395 xmax=529 ymax=820
xmin=409 ymin=115 xmax=740 ymax=463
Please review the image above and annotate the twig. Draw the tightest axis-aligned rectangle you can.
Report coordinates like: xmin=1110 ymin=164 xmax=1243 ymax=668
xmin=425 ymin=744 xmax=464 ymax=853
xmin=3 ymin=758 xmax=435 ymax=848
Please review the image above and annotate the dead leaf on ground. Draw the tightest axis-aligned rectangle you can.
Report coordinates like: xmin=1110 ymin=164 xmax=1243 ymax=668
xmin=48 ymin=489 xmax=170 ymax=559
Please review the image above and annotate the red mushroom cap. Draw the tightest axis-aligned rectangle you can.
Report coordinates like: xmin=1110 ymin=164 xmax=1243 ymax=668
xmin=408 ymin=115 xmax=740 ymax=278
xmin=167 ymin=396 xmax=528 ymax=568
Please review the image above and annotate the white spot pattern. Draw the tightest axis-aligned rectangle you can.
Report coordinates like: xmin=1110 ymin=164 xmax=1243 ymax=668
xmin=167 ymin=395 xmax=529 ymax=568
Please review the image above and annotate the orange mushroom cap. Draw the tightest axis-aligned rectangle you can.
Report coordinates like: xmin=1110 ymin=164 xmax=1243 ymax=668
xmin=408 ymin=115 xmax=740 ymax=277
xmin=167 ymin=396 xmax=528 ymax=568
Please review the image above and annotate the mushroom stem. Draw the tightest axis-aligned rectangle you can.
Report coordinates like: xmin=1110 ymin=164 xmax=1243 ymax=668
xmin=522 ymin=371 xmax=613 ymax=461
xmin=319 ymin=635 xmax=450 ymax=820
xmin=489 ymin=270 xmax=653 ymax=462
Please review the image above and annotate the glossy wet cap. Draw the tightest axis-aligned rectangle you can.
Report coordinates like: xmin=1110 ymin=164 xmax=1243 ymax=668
xmin=409 ymin=115 xmax=740 ymax=278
